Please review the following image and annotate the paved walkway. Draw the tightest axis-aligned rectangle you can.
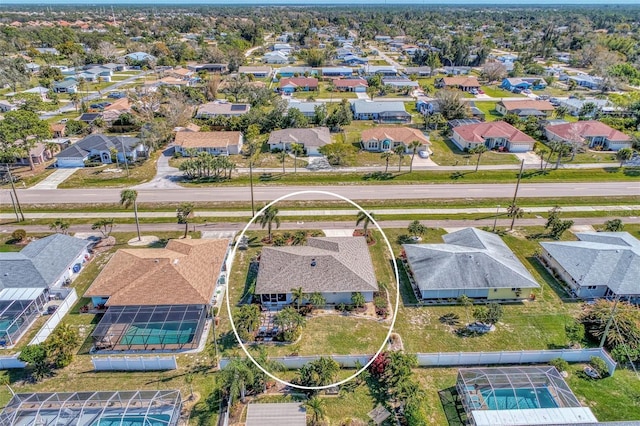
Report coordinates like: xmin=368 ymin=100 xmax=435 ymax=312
xmin=29 ymin=168 xmax=79 ymax=190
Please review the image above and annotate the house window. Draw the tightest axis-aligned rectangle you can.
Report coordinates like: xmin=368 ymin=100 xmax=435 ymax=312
xmin=586 ymin=286 xmax=597 ymax=290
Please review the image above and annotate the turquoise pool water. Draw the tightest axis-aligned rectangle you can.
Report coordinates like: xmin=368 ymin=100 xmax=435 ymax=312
xmin=481 ymin=387 xmax=558 ymax=410
xmin=95 ymin=414 xmax=171 ymax=426
xmin=120 ymin=321 xmax=196 ymax=346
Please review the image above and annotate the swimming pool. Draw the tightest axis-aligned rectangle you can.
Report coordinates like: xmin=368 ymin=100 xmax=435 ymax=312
xmin=120 ymin=321 xmax=196 ymax=346
xmin=481 ymin=387 xmax=559 ymax=410
xmin=95 ymin=414 xmax=171 ymax=426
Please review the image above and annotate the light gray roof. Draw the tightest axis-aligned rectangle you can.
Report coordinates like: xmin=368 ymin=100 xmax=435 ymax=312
xmin=56 ymin=134 xmax=141 ymax=159
xmin=255 ymin=237 xmax=377 ymax=294
xmin=403 ymin=228 xmax=540 ymax=291
xmin=351 ymin=100 xmax=407 ymax=115
xmin=540 ymin=232 xmax=640 ymax=296
xmin=0 ymin=234 xmax=88 ymax=290
xmin=277 ymin=66 xmax=312 ymax=75
xmin=287 ymin=101 xmax=323 ymax=114
xmin=268 ymin=127 xmax=331 ymax=148
xmin=245 ymin=403 xmax=306 ymax=426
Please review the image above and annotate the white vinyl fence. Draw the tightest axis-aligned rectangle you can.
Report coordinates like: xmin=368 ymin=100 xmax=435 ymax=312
xmin=92 ymin=355 xmax=178 ymax=371
xmin=220 ymin=348 xmax=617 ymax=376
xmin=29 ymin=289 xmax=78 ymax=345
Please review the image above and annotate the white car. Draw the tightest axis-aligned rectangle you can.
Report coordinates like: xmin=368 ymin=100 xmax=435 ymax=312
xmin=418 ymin=150 xmax=429 ymax=159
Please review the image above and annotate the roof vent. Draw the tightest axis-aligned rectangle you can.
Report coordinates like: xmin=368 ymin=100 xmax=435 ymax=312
xmin=154 ymin=259 xmax=159 ymax=263
xmin=174 ymin=259 xmax=179 ymax=265
xmin=310 ymin=258 xmax=317 ymax=267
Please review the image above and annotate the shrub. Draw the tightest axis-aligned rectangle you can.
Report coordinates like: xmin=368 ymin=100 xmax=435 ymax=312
xmin=589 ymin=356 xmax=609 ymax=378
xmin=374 ymin=296 xmax=387 ymax=309
xmin=549 ymin=357 xmax=569 ymax=373
xmin=11 ymin=229 xmax=26 ymax=242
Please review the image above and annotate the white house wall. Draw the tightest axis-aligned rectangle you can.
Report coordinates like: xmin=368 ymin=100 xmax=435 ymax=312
xmin=56 ymin=157 xmax=86 ymax=168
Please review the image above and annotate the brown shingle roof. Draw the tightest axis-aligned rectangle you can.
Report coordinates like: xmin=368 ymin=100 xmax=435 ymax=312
xmin=174 ymin=131 xmax=242 ymax=149
xmin=50 ymin=123 xmax=66 ymax=133
xmin=453 ymin=121 xmax=535 ymax=144
xmin=84 ymin=239 xmax=229 ymax=306
xmin=498 ymin=99 xmax=555 ymax=112
xmin=255 ymin=237 xmax=377 ymax=294
xmin=545 ymin=120 xmax=631 ymax=142
xmin=361 ymin=127 xmax=430 ymax=145
xmin=335 ymin=78 xmax=369 ymax=88
xmin=439 ymin=76 xmax=480 ymax=88
xmin=280 ymin=77 xmax=319 ymax=89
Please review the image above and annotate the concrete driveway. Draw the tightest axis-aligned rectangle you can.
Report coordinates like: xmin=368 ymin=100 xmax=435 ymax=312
xmin=514 ymin=151 xmax=545 ymax=166
xmin=30 ymin=167 xmax=79 ymax=190
xmin=134 ymin=148 xmax=182 ymax=189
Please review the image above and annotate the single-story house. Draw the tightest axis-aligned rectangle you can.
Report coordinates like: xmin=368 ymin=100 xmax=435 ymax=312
xmin=374 ymin=35 xmax=391 ymax=42
xmin=85 ymin=238 xmax=230 ymax=352
xmin=441 ymin=66 xmax=471 ymax=75
xmin=255 ymin=237 xmax=377 ymax=307
xmin=403 ymin=228 xmax=540 ymax=301
xmin=361 ymin=127 xmax=431 ymax=154
xmin=342 ymin=54 xmax=368 ymax=66
xmin=544 ymin=120 xmax=632 ymax=151
xmin=405 ymin=66 xmax=432 ymax=77
xmin=0 ymin=100 xmax=18 ymax=113
xmin=501 ymin=77 xmax=547 ymax=91
xmin=272 ymin=43 xmax=293 ymax=53
xmin=451 ymin=121 xmax=536 ymax=153
xmin=53 ymin=79 xmax=77 ymax=94
xmin=50 ymin=123 xmax=66 ymax=138
xmin=321 ymin=67 xmax=353 ymax=78
xmin=267 ymin=127 xmax=331 ymax=156
xmin=55 ymin=134 xmax=145 ymax=168
xmin=35 ymin=47 xmax=59 ymax=56
xmin=124 ymin=52 xmax=157 ymax=63
xmin=435 ymin=76 xmax=480 ymax=92
xmin=287 ymin=101 xmax=324 ymax=118
xmin=169 ymin=68 xmax=195 ymax=80
xmin=196 ymin=101 xmax=251 ymax=118
xmin=334 ymin=78 xmax=368 ymax=92
xmin=25 ymin=63 xmax=40 ymax=73
xmin=246 ymin=403 xmax=306 ymax=426
xmin=238 ymin=66 xmax=272 ymax=78
xmin=102 ymin=98 xmax=133 ymax=125
xmin=174 ymin=131 xmax=243 ymax=156
xmin=351 ymin=100 xmax=411 ymax=123
xmin=187 ymin=63 xmax=229 ymax=73
xmin=278 ymin=77 xmax=319 ymax=94
xmin=0 ymin=234 xmax=89 ymax=347
xmin=362 ymin=65 xmax=397 ymax=76
xmin=262 ymin=51 xmax=289 ymax=64
xmin=416 ymin=96 xmax=439 ymax=115
xmin=382 ymin=77 xmax=420 ymax=90
xmin=277 ymin=66 xmax=313 ymax=78
xmin=555 ymin=98 xmax=611 ymax=117
xmin=540 ymin=232 xmax=639 ymax=302
xmin=495 ymin=100 xmax=555 ymax=117
xmin=567 ymin=74 xmax=603 ymax=90
xmin=14 ymin=142 xmax=53 ymax=167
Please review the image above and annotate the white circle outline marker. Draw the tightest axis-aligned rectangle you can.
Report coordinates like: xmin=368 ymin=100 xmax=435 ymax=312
xmin=225 ymin=190 xmax=400 ymax=390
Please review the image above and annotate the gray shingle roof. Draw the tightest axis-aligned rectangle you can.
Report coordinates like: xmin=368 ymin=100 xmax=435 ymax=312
xmin=540 ymin=232 xmax=640 ymax=296
xmin=268 ymin=127 xmax=331 ymax=148
xmin=245 ymin=403 xmax=306 ymax=426
xmin=0 ymin=234 xmax=88 ymax=290
xmin=351 ymin=100 xmax=407 ymax=115
xmin=255 ymin=237 xmax=377 ymax=294
xmin=403 ymin=228 xmax=540 ymax=291
xmin=56 ymin=134 xmax=141 ymax=159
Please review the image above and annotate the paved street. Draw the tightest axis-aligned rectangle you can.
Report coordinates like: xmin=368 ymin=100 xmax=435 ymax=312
xmin=3 ymin=182 xmax=639 ymax=205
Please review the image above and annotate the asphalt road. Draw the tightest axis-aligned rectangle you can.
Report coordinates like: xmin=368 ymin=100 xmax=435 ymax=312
xmin=3 ymin=182 xmax=639 ymax=205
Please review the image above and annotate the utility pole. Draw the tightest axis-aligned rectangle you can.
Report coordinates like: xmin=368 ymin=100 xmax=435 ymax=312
xmin=9 ymin=192 xmax=20 ymax=222
xmin=6 ymin=166 xmax=24 ymax=222
xmin=249 ymin=159 xmax=255 ymax=217
xmin=492 ymin=204 xmax=500 ymax=233
xmin=512 ymin=159 xmax=525 ymax=205
xmin=599 ymin=296 xmax=620 ymax=348
xmin=120 ymin=139 xmax=130 ymax=177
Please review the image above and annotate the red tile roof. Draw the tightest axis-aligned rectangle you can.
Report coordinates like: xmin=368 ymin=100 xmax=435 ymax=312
xmin=453 ymin=121 xmax=535 ymax=144
xmin=545 ymin=120 xmax=631 ymax=142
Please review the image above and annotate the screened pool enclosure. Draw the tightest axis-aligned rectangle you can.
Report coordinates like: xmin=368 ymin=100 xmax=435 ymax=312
xmin=0 ymin=390 xmax=182 ymax=426
xmin=91 ymin=305 xmax=207 ymax=351
xmin=0 ymin=288 xmax=47 ymax=348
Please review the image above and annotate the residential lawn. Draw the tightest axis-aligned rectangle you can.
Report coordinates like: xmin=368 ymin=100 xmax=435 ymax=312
xmin=0 ymin=163 xmax=56 ymax=189
xmin=428 ymin=131 xmax=521 ymax=166
xmin=479 ymin=85 xmax=521 ymax=98
xmin=565 ymin=151 xmax=618 ymax=164
xmin=44 ymin=110 xmax=80 ymax=124
xmin=170 ymin=153 xmax=308 ymax=170
xmin=473 ymin=101 xmax=501 ymax=122
xmin=58 ymin=151 xmax=160 ymax=188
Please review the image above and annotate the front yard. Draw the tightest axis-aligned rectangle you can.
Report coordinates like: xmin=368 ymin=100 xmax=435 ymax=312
xmin=429 ymin=131 xmax=521 ymax=166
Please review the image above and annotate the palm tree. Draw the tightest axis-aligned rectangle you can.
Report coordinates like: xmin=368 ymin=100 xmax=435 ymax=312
xmin=221 ymin=358 xmax=255 ymax=403
xmin=356 ymin=210 xmax=375 ymax=239
xmin=308 ymin=292 xmax=326 ymax=311
xmin=176 ymin=202 xmax=194 ymax=238
xmin=304 ymin=396 xmax=327 ymax=426
xmin=408 ymin=140 xmax=422 ymax=173
xmin=381 ymin=151 xmax=393 ymax=173
xmin=277 ymin=151 xmax=287 ymax=174
xmin=407 ymin=220 xmax=426 ymax=239
xmin=120 ymin=189 xmax=141 ymax=241
xmin=291 ymin=286 xmax=305 ymax=311
xmin=458 ymin=294 xmax=473 ymax=324
xmin=554 ymin=105 xmax=569 ymax=119
xmin=616 ymin=147 xmax=633 ymax=167
xmin=236 ymin=304 xmax=261 ymax=336
xmin=45 ymin=141 xmax=59 ymax=158
xmin=507 ymin=202 xmax=524 ymax=231
xmin=469 ymin=144 xmax=488 ymax=172
xmin=49 ymin=219 xmax=70 ymax=235
xmin=393 ymin=144 xmax=405 ymax=172
xmin=257 ymin=205 xmax=280 ymax=242
xmin=290 ymin=142 xmax=304 ymax=173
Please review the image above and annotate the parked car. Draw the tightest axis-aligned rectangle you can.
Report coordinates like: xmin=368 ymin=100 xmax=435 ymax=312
xmin=478 ymin=89 xmax=485 ymax=94
xmin=59 ymin=118 xmax=68 ymax=123
xmin=418 ymin=150 xmax=429 ymax=159
xmin=470 ymin=88 xmax=479 ymax=95
xmin=108 ymin=91 xmax=125 ymax=99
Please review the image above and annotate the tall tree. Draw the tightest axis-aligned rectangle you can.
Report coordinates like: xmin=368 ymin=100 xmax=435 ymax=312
xmin=356 ymin=211 xmax=375 ymax=239
xmin=435 ymin=89 xmax=470 ymax=120
xmin=394 ymin=144 xmax=406 ymax=172
xmin=291 ymin=286 xmax=305 ymax=311
xmin=120 ymin=189 xmax=141 ymax=242
xmin=176 ymin=202 xmax=194 ymax=238
xmin=0 ymin=110 xmax=51 ymax=170
xmin=220 ymin=358 xmax=255 ymax=403
xmin=408 ymin=140 xmax=422 ymax=173
xmin=616 ymin=147 xmax=633 ymax=167
xmin=469 ymin=144 xmax=488 ymax=172
xmin=290 ymin=142 xmax=304 ymax=173
xmin=304 ymin=397 xmax=327 ymax=426
xmin=258 ymin=204 xmax=280 ymax=242
xmin=507 ymin=202 xmax=524 ymax=231
xmin=381 ymin=151 xmax=393 ymax=173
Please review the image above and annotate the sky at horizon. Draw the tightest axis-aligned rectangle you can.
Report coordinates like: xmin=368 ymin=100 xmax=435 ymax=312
xmin=6 ymin=0 xmax=640 ymax=5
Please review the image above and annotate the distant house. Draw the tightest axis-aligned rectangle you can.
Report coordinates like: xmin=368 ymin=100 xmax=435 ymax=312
xmin=35 ymin=47 xmax=59 ymax=56
xmin=278 ymin=77 xmax=319 ymax=94
xmin=196 ymin=101 xmax=251 ymax=118
xmin=55 ymin=134 xmax=145 ymax=168
xmin=555 ymin=98 xmax=612 ymax=117
xmin=246 ymin=403 xmax=306 ymax=426
xmin=501 ymin=77 xmax=547 ymax=91
xmin=124 ymin=51 xmax=156 ymax=63
xmin=0 ymin=100 xmax=18 ymax=113
xmin=362 ymin=65 xmax=397 ymax=76
xmin=14 ymin=142 xmax=53 ymax=167
xmin=25 ymin=63 xmax=40 ymax=74
xmin=238 ymin=66 xmax=272 ymax=78
xmin=50 ymin=123 xmax=66 ymax=138
xmin=262 ymin=51 xmax=289 ymax=64
xmin=381 ymin=77 xmax=420 ymax=90
xmin=187 ymin=63 xmax=229 ymax=73
xmin=255 ymin=237 xmax=377 ymax=307
xmin=540 ymin=232 xmax=639 ymax=302
xmin=277 ymin=66 xmax=313 ymax=78
xmin=374 ymin=35 xmax=391 ymax=42
xmin=287 ymin=101 xmax=324 ymax=118
xmin=53 ymin=79 xmax=77 ymax=94
xmin=321 ymin=67 xmax=353 ymax=78
xmin=404 ymin=66 xmax=432 ymax=77
xmin=272 ymin=43 xmax=293 ymax=53
xmin=174 ymin=131 xmax=244 ymax=156
xmin=169 ymin=68 xmax=195 ymax=80
xmin=334 ymin=78 xmax=368 ymax=92
xmin=441 ymin=66 xmax=471 ymax=75
xmin=568 ymin=74 xmax=603 ymax=90
xmin=351 ymin=100 xmax=411 ymax=123
xmin=416 ymin=96 xmax=439 ymax=115
xmin=78 ymin=113 xmax=101 ymax=124
xmin=435 ymin=76 xmax=480 ymax=92
xmin=451 ymin=121 xmax=535 ymax=153
xmin=0 ymin=234 xmax=89 ymax=347
xmin=342 ymin=54 xmax=368 ymax=66
xmin=495 ymin=100 xmax=555 ymax=117
xmin=267 ymin=127 xmax=331 ymax=156
xmin=544 ymin=120 xmax=632 ymax=151
xmin=361 ymin=127 xmax=431 ymax=154
xmin=403 ymin=228 xmax=540 ymax=301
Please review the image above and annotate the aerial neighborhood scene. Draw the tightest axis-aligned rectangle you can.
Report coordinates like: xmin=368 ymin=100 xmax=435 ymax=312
xmin=1 ymin=1 xmax=640 ymax=425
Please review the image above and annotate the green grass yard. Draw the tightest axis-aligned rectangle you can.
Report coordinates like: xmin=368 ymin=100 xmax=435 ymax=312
xmin=428 ymin=131 xmax=521 ymax=166
xmin=58 ymin=151 xmax=160 ymax=188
